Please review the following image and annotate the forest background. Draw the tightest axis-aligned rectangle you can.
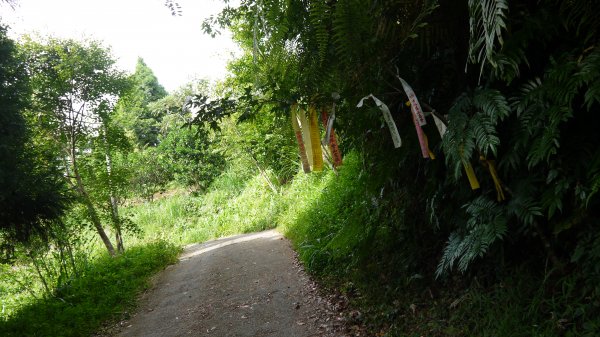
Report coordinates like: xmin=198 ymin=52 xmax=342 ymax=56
xmin=1 ymin=0 xmax=600 ymax=336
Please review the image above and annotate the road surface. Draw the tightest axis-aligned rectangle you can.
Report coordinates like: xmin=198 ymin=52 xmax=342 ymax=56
xmin=114 ymin=230 xmax=345 ymax=337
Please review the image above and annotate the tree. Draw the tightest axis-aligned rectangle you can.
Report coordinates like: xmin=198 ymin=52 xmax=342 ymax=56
xmin=157 ymin=86 xmax=226 ymax=190
xmin=158 ymin=124 xmax=225 ymax=190
xmin=126 ymin=147 xmax=172 ymax=200
xmin=0 ymin=24 xmax=69 ymax=247
xmin=114 ymin=58 xmax=168 ymax=147
xmin=79 ymin=111 xmax=133 ymax=253
xmin=22 ymin=36 xmax=128 ymax=256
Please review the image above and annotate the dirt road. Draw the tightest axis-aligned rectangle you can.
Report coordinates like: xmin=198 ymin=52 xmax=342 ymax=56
xmin=114 ymin=230 xmax=345 ymax=337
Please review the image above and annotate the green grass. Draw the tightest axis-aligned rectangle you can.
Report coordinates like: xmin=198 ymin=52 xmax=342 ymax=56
xmin=276 ymin=152 xmax=372 ymax=272
xmin=123 ymin=164 xmax=281 ymax=246
xmin=0 ymin=241 xmax=179 ymax=337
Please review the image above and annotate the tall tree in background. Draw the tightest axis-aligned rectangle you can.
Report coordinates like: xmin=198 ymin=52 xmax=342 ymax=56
xmin=0 ymin=25 xmax=69 ymax=247
xmin=22 ymin=37 xmax=128 ymax=256
xmin=114 ymin=58 xmax=168 ymax=147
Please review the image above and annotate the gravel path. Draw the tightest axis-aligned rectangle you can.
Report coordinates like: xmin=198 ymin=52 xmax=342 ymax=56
xmin=113 ymin=230 xmax=346 ymax=337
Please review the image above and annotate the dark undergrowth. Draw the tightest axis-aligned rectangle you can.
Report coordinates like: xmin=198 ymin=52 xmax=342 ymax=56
xmin=279 ymin=152 xmax=600 ymax=337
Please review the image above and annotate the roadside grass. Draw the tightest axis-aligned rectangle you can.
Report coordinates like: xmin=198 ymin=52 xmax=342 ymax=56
xmin=123 ymin=163 xmax=280 ymax=246
xmin=0 ymin=241 xmax=179 ymax=337
xmin=276 ymin=152 xmax=369 ymax=273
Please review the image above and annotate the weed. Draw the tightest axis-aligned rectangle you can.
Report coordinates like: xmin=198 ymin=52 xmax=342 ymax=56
xmin=0 ymin=241 xmax=179 ymax=337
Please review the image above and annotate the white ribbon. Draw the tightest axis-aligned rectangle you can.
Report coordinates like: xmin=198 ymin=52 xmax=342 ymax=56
xmin=397 ymin=77 xmax=427 ymax=126
xmin=357 ymin=94 xmax=402 ymax=148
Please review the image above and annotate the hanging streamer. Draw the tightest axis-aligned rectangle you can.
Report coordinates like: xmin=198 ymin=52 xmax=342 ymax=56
xmin=411 ymin=110 xmax=432 ymax=158
xmin=357 ymin=94 xmax=402 ymax=148
xmin=405 ymin=100 xmax=433 ymax=159
xmin=423 ymin=101 xmax=480 ymax=190
xmin=309 ymin=106 xmax=324 ymax=171
xmin=463 ymin=161 xmax=481 ymax=190
xmin=431 ymin=113 xmax=447 ymax=137
xmin=398 ymin=77 xmax=427 ymax=125
xmin=326 ymin=92 xmax=341 ymax=145
xmin=480 ymin=156 xmax=505 ymax=201
xmin=291 ymin=105 xmax=311 ymax=173
xmin=321 ymin=109 xmax=343 ymax=167
xmin=323 ymin=100 xmax=335 ymax=145
xmin=298 ymin=107 xmax=314 ymax=167
xmin=398 ymin=77 xmax=431 ymax=158
xmin=424 ymin=134 xmax=436 ymax=160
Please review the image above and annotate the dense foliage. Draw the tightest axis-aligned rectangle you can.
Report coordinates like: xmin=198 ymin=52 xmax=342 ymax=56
xmin=158 ymin=125 xmax=225 ymax=189
xmin=0 ymin=23 xmax=202 ymax=336
xmin=0 ymin=25 xmax=69 ymax=245
xmin=114 ymin=58 xmax=168 ymax=147
xmin=207 ymin=0 xmax=600 ymax=272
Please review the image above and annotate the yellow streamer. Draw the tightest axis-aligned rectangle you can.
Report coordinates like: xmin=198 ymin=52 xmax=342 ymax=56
xmin=309 ymin=106 xmax=323 ymax=171
xmin=298 ymin=108 xmax=313 ymax=167
xmin=463 ymin=162 xmax=480 ymax=190
xmin=424 ymin=133 xmax=435 ymax=160
xmin=291 ymin=105 xmax=311 ymax=173
xmin=481 ymin=157 xmax=505 ymax=201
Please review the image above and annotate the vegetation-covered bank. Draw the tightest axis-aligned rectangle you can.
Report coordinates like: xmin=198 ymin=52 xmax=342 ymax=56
xmin=278 ymin=154 xmax=600 ymax=336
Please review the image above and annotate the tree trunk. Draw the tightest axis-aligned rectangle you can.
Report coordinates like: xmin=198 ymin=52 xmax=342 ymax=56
xmin=110 ymin=195 xmax=124 ymax=253
xmin=81 ymin=190 xmax=116 ymax=256
xmin=70 ymin=150 xmax=116 ymax=256
xmin=103 ymin=128 xmax=124 ymax=253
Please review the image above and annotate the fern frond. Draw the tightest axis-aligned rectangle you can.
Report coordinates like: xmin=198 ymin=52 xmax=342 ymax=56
xmin=555 ymin=0 xmax=600 ymax=45
xmin=576 ymin=48 xmax=600 ymax=110
xmin=436 ymin=196 xmax=507 ymax=276
xmin=309 ymin=0 xmax=330 ymax=64
xmin=470 ymin=114 xmax=499 ymax=157
xmin=442 ymin=88 xmax=505 ymax=174
xmin=436 ymin=232 xmax=464 ymax=278
xmin=442 ymin=93 xmax=475 ymax=180
xmin=526 ymin=125 xmax=560 ymax=168
xmin=584 ymin=79 xmax=600 ymax=111
xmin=586 ymin=155 xmax=600 ymax=206
xmin=467 ymin=0 xmax=509 ymax=79
xmin=473 ymin=88 xmax=510 ymax=122
xmin=331 ymin=0 xmax=372 ymax=67
xmin=541 ymin=177 xmax=569 ymax=218
xmin=498 ymin=139 xmax=522 ymax=171
xmin=506 ymin=195 xmax=542 ymax=226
